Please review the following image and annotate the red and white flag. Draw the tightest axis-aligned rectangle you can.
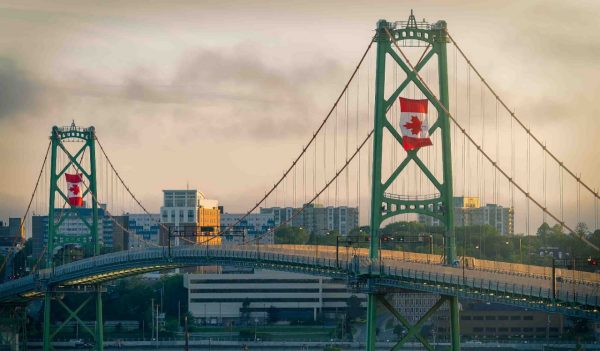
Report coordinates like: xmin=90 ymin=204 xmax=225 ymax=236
xmin=399 ymin=97 xmax=432 ymax=151
xmin=65 ymin=173 xmax=84 ymax=207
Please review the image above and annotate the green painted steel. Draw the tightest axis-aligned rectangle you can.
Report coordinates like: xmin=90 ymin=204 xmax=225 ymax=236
xmin=366 ymin=19 xmax=390 ymax=351
xmin=432 ymin=20 xmax=461 ymax=351
xmin=43 ymin=124 xmax=103 ymax=351
xmin=367 ymin=15 xmax=459 ymax=350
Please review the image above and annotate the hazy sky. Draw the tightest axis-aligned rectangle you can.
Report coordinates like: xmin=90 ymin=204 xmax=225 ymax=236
xmin=0 ymin=0 xmax=599 ymax=227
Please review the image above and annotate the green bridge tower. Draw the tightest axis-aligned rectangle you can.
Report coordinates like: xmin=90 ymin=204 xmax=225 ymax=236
xmin=366 ymin=14 xmax=460 ymax=351
xmin=43 ymin=123 xmax=104 ymax=351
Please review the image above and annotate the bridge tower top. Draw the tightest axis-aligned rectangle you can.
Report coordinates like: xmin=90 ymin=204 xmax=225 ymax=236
xmin=47 ymin=122 xmax=100 ymax=268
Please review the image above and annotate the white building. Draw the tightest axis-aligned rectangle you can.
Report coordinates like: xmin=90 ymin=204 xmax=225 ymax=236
xmin=184 ymin=270 xmax=366 ymax=324
xmin=160 ymin=190 xmax=203 ymax=226
xmin=418 ymin=197 xmax=514 ymax=235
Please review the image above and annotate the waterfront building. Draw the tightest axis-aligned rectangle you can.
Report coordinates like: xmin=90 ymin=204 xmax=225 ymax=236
xmin=184 ymin=269 xmax=366 ymax=324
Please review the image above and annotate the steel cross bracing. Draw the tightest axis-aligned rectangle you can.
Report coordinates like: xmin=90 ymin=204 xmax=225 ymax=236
xmin=0 ymin=245 xmax=598 ymax=318
xmin=44 ymin=123 xmax=104 ymax=351
xmin=366 ymin=17 xmax=462 ymax=351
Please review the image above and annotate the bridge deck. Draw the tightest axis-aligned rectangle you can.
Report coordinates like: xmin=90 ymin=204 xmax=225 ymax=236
xmin=0 ymin=245 xmax=598 ymax=320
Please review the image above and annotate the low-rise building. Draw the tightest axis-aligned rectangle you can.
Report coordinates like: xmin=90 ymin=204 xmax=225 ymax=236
xmin=459 ymin=301 xmax=564 ymax=340
xmin=184 ymin=269 xmax=366 ymax=324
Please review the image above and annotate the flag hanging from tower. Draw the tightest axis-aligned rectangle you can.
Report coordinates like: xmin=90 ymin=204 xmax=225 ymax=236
xmin=65 ymin=173 xmax=84 ymax=207
xmin=399 ymin=97 xmax=432 ymax=151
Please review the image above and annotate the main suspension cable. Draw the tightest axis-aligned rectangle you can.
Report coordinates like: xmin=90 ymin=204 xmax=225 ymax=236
xmin=0 ymin=141 xmax=51 ymax=274
xmin=218 ymin=37 xmax=375 ymax=235
xmin=242 ymin=129 xmax=374 ymax=244
xmin=384 ymin=28 xmax=599 ymax=251
xmin=446 ymin=31 xmax=600 ymax=202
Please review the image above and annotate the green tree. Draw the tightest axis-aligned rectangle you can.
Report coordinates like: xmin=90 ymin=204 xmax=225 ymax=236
xmin=274 ymin=226 xmax=309 ymax=244
xmin=346 ymin=295 xmax=364 ymax=320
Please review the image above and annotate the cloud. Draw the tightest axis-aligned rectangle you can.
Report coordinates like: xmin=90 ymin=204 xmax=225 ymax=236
xmin=5 ymin=47 xmax=346 ymax=143
xmin=0 ymin=58 xmax=37 ymax=119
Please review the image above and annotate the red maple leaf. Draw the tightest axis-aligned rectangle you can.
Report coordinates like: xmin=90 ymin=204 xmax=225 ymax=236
xmin=69 ymin=184 xmax=80 ymax=196
xmin=403 ymin=115 xmax=423 ymax=135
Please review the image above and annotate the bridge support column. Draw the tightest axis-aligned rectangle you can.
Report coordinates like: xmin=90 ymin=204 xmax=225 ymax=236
xmin=448 ymin=295 xmax=460 ymax=351
xmin=43 ymin=294 xmax=51 ymax=351
xmin=365 ymin=292 xmax=378 ymax=350
xmin=95 ymin=286 xmax=103 ymax=351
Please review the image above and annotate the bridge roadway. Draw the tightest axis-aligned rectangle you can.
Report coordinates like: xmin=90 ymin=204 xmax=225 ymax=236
xmin=0 ymin=245 xmax=598 ymax=320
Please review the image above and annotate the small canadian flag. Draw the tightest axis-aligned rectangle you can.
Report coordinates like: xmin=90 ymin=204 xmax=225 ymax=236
xmin=399 ymin=97 xmax=433 ymax=151
xmin=65 ymin=173 xmax=84 ymax=207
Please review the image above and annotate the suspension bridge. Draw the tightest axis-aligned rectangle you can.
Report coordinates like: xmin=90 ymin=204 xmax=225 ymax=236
xmin=1 ymin=12 xmax=599 ymax=351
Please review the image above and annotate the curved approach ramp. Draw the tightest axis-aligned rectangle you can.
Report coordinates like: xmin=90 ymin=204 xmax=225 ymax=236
xmin=0 ymin=245 xmax=598 ymax=320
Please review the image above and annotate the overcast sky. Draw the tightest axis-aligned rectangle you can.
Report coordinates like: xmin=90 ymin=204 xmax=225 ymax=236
xmin=0 ymin=0 xmax=598 ymax=229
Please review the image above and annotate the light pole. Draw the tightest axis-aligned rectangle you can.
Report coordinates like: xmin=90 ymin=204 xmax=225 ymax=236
xmin=254 ymin=318 xmax=258 ymax=341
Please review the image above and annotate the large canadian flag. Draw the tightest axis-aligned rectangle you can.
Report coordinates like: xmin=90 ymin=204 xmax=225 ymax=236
xmin=399 ymin=97 xmax=433 ymax=151
xmin=65 ymin=173 xmax=84 ymax=207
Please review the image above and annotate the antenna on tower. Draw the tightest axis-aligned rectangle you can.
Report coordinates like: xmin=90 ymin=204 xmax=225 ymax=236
xmin=406 ymin=9 xmax=418 ymax=29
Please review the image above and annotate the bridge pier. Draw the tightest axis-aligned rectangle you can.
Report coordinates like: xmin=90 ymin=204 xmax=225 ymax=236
xmin=0 ymin=304 xmax=27 ymax=351
xmin=42 ymin=286 xmax=104 ymax=351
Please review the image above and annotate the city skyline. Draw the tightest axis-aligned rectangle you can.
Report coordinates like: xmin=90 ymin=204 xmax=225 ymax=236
xmin=0 ymin=1 xmax=599 ymax=234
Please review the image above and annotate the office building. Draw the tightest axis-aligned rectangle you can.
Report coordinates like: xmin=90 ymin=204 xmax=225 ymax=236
xmin=220 ymin=212 xmax=275 ymax=244
xmin=159 ymin=189 xmax=220 ymax=246
xmin=185 ymin=269 xmax=366 ymax=324
xmin=0 ymin=218 xmax=24 ymax=255
xmin=418 ymin=197 xmax=514 ymax=235
xmin=260 ymin=204 xmax=359 ymax=236
xmin=127 ymin=214 xmax=161 ymax=249
xmin=31 ymin=206 xmax=128 ymax=262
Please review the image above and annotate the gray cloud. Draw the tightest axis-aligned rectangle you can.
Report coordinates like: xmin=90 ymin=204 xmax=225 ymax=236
xmin=0 ymin=58 xmax=37 ymax=119
xmin=8 ymin=48 xmax=346 ymax=142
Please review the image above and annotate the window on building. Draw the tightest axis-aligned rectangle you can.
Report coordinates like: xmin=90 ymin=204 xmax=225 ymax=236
xmin=498 ymin=316 xmax=508 ymax=320
xmin=460 ymin=316 xmax=471 ymax=320
xmin=485 ymin=316 xmax=496 ymax=320
xmin=510 ymin=316 xmax=521 ymax=320
xmin=523 ymin=328 xmax=533 ymax=333
xmin=473 ymin=316 xmax=484 ymax=320
xmin=473 ymin=327 xmax=483 ymax=333
xmin=523 ymin=315 xmax=533 ymax=321
xmin=510 ymin=327 xmax=521 ymax=332
xmin=485 ymin=327 xmax=496 ymax=332
xmin=498 ymin=327 xmax=508 ymax=332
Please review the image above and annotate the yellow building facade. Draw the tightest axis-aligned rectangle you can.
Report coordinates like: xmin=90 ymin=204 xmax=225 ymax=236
xmin=197 ymin=198 xmax=221 ymax=245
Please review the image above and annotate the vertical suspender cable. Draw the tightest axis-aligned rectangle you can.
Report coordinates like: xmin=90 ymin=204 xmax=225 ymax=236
xmin=346 ymin=87 xmax=350 ymax=207
xmin=527 ymin=126 xmax=531 ymax=235
xmin=356 ymin=68 xmax=361 ymax=211
xmin=543 ymin=145 xmax=547 ymax=224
